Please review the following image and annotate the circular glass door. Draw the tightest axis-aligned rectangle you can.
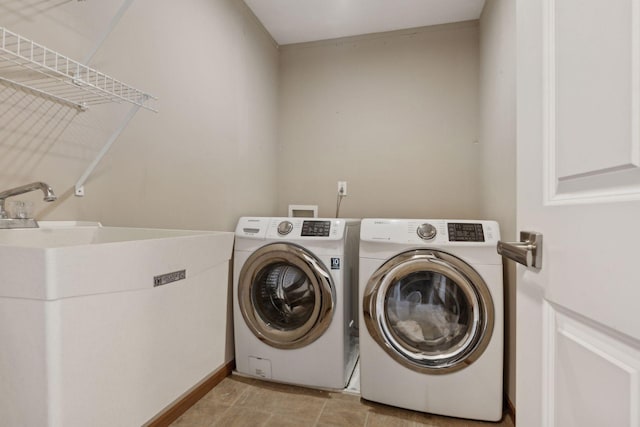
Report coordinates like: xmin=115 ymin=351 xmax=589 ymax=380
xmin=238 ymin=243 xmax=335 ymax=349
xmin=363 ymin=249 xmax=494 ymax=374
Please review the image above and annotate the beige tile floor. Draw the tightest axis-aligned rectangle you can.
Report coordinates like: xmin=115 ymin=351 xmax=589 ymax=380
xmin=171 ymin=375 xmax=515 ymax=427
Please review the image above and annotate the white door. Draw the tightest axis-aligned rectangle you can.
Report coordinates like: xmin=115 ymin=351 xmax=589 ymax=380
xmin=515 ymin=0 xmax=640 ymax=426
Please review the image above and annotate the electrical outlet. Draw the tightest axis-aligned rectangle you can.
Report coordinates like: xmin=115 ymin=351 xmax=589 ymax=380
xmin=338 ymin=181 xmax=347 ymax=196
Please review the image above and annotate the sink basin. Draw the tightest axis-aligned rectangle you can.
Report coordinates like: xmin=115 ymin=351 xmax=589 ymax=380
xmin=0 ymin=221 xmax=222 ymax=247
xmin=0 ymin=221 xmax=234 ymax=300
xmin=0 ymin=221 xmax=235 ymax=427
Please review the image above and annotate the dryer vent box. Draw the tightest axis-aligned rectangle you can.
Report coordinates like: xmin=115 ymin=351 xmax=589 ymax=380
xmin=288 ymin=204 xmax=318 ymax=218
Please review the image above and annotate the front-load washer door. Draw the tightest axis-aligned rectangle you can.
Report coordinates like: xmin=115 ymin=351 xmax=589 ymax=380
xmin=238 ymin=242 xmax=335 ymax=349
xmin=363 ymin=249 xmax=494 ymax=374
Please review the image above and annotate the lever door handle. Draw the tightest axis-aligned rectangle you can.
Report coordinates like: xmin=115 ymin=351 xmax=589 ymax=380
xmin=497 ymin=231 xmax=543 ymax=269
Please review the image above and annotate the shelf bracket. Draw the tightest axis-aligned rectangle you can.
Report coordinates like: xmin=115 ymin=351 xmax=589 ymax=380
xmin=75 ymin=104 xmax=140 ymax=196
xmin=83 ymin=0 xmax=136 ymax=66
xmin=74 ymin=0 xmax=145 ymax=197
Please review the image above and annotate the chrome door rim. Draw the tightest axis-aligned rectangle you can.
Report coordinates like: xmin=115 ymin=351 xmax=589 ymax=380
xmin=238 ymin=242 xmax=335 ymax=349
xmin=363 ymin=249 xmax=495 ymax=374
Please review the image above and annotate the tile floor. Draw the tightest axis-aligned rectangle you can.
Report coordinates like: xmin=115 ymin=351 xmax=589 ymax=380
xmin=171 ymin=375 xmax=515 ymax=427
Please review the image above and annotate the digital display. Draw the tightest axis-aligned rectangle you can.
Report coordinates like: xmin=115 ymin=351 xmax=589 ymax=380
xmin=447 ymin=223 xmax=485 ymax=242
xmin=301 ymin=220 xmax=331 ymax=237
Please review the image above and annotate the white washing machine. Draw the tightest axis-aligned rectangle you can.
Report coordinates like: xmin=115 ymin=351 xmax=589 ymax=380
xmin=359 ymin=218 xmax=503 ymax=421
xmin=234 ymin=217 xmax=360 ymax=389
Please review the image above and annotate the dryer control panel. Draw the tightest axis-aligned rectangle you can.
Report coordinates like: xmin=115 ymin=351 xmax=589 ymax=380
xmin=360 ymin=219 xmax=500 ymax=246
xmin=447 ymin=222 xmax=485 ymax=242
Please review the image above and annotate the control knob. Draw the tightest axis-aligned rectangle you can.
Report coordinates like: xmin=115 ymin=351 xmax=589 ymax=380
xmin=277 ymin=220 xmax=293 ymax=236
xmin=417 ymin=223 xmax=437 ymax=240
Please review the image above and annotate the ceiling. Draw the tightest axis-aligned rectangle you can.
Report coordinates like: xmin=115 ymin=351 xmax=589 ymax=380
xmin=243 ymin=0 xmax=486 ymax=45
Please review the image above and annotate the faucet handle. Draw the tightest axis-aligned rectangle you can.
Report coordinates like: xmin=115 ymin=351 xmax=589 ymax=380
xmin=10 ymin=200 xmax=32 ymax=219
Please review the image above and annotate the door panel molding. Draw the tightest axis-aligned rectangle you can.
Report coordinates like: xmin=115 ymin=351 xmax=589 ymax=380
xmin=543 ymin=303 xmax=640 ymax=426
xmin=542 ymin=0 xmax=640 ymax=205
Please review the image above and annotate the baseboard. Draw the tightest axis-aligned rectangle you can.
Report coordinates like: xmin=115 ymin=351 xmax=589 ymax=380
xmin=144 ymin=360 xmax=235 ymax=427
xmin=506 ymin=396 xmax=515 ymax=423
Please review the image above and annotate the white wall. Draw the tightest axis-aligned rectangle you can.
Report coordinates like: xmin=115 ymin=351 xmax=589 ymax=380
xmin=479 ymin=0 xmax=517 ymax=406
xmin=277 ymin=22 xmax=482 ymax=219
xmin=0 ymin=0 xmax=279 ymax=232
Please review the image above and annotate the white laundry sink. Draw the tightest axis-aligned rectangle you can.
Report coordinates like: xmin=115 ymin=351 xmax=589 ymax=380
xmin=0 ymin=221 xmax=233 ymax=300
xmin=0 ymin=221 xmax=234 ymax=427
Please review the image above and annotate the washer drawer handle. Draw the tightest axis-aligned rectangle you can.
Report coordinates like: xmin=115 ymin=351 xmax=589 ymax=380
xmin=497 ymin=231 xmax=543 ymax=269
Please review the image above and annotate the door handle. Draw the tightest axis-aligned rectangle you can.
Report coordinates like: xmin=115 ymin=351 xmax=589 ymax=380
xmin=497 ymin=231 xmax=543 ymax=269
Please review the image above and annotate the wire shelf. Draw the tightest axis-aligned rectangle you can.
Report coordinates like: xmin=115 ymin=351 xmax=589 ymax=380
xmin=0 ymin=26 xmax=157 ymax=112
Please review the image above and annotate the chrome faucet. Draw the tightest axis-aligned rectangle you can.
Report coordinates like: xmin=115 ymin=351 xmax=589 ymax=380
xmin=0 ymin=182 xmax=57 ymax=220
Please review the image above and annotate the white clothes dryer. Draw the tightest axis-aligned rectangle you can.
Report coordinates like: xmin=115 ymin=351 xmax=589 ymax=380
xmin=234 ymin=217 xmax=360 ymax=389
xmin=359 ymin=219 xmax=503 ymax=421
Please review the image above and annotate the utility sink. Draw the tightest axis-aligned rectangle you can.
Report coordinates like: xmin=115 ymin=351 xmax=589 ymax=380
xmin=0 ymin=221 xmax=234 ymax=300
xmin=0 ymin=221 xmax=235 ymax=427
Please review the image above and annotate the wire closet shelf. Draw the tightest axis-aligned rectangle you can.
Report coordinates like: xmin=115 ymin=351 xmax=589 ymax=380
xmin=0 ymin=26 xmax=157 ymax=112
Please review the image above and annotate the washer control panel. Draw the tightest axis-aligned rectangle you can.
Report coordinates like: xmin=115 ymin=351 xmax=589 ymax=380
xmin=416 ymin=223 xmax=437 ymax=240
xmin=277 ymin=220 xmax=293 ymax=235
xmin=301 ymin=220 xmax=331 ymax=237
xmin=235 ymin=217 xmax=349 ymax=240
